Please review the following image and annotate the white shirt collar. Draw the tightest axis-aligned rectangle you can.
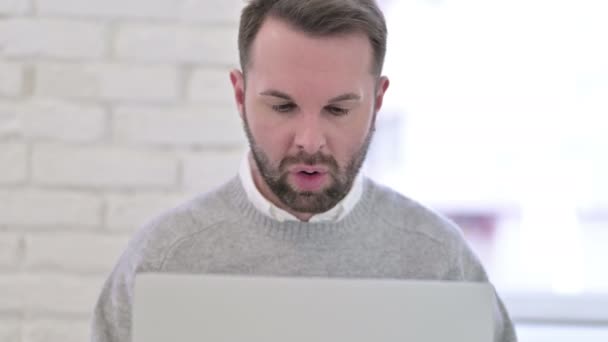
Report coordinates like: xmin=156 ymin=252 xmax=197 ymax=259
xmin=239 ymin=151 xmax=363 ymax=223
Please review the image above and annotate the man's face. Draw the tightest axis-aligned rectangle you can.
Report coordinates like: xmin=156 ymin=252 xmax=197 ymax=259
xmin=231 ymin=17 xmax=389 ymax=216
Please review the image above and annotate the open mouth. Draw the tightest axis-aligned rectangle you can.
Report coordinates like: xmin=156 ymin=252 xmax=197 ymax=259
xmin=292 ymin=170 xmax=327 ymax=191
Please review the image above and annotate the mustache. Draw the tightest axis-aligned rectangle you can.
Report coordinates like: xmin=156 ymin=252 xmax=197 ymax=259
xmin=278 ymin=151 xmax=339 ymax=172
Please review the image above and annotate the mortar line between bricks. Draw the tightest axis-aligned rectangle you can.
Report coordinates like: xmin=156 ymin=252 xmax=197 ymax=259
xmin=101 ymin=102 xmax=114 ymax=144
xmin=27 ymin=15 xmax=240 ymax=26
xmin=25 ymin=141 xmax=32 ymax=185
xmin=19 ymin=267 xmax=120 ymax=276
xmin=0 ymin=183 xmax=107 ymax=195
xmin=24 ymin=312 xmax=91 ymax=321
xmin=99 ymin=198 xmax=108 ymax=232
xmin=31 ymin=54 xmax=239 ymax=69
xmin=106 ymin=20 xmax=119 ymax=61
xmin=0 ymin=268 xmax=114 ymax=277
xmin=176 ymin=156 xmax=185 ymax=190
xmin=178 ymin=65 xmax=192 ymax=101
xmin=0 ymin=225 xmax=107 ymax=233
xmin=0 ymin=312 xmax=24 ymax=320
xmin=22 ymin=63 xmax=36 ymax=97
xmin=30 ymin=0 xmax=39 ymax=15
xmin=21 ymin=229 xmax=131 ymax=237
xmin=17 ymin=233 xmax=26 ymax=271
xmin=29 ymin=183 xmax=177 ymax=193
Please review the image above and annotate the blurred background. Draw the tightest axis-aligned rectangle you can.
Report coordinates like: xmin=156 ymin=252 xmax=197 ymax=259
xmin=0 ymin=0 xmax=606 ymax=341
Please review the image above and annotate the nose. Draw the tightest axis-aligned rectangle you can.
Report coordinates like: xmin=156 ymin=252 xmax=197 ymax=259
xmin=293 ymin=113 xmax=326 ymax=154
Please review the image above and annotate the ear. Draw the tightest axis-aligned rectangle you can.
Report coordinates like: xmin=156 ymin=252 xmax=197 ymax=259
xmin=374 ymin=76 xmax=390 ymax=113
xmin=230 ymin=69 xmax=246 ymax=118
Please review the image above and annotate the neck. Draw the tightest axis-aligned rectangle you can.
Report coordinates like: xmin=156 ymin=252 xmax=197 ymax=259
xmin=248 ymin=153 xmax=315 ymax=222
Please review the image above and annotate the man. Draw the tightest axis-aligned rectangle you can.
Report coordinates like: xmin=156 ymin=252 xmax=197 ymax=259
xmin=91 ymin=0 xmax=517 ymax=341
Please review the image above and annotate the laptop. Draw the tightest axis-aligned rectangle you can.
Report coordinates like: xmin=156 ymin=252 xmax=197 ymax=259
xmin=133 ymin=273 xmax=494 ymax=342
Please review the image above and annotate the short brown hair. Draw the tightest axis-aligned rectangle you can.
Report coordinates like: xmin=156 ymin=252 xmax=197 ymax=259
xmin=238 ymin=0 xmax=387 ymax=76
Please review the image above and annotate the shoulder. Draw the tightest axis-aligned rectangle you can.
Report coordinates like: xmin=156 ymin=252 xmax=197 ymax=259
xmin=366 ymin=178 xmax=488 ymax=280
xmin=366 ymin=178 xmax=464 ymax=246
xmin=91 ymin=180 xmax=243 ymax=342
xmin=120 ymin=178 xmax=241 ymax=272
xmin=366 ymin=179 xmax=489 ymax=277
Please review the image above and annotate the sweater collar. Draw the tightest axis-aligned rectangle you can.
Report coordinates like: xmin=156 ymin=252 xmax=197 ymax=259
xmin=221 ymin=175 xmax=377 ymax=242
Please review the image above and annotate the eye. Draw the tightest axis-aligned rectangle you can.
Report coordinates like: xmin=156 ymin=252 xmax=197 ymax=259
xmin=271 ymin=103 xmax=297 ymax=113
xmin=325 ymin=106 xmax=350 ymax=116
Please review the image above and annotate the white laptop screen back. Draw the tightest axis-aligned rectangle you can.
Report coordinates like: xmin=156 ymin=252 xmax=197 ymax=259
xmin=133 ymin=273 xmax=494 ymax=342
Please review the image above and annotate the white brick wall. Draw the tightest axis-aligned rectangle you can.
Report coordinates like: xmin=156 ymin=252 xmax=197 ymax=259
xmin=0 ymin=104 xmax=20 ymax=138
xmin=182 ymin=149 xmax=243 ymax=190
xmin=105 ymin=193 xmax=187 ymax=231
xmin=0 ymin=0 xmax=30 ymax=14
xmin=22 ymin=274 xmax=105 ymax=315
xmin=0 ymin=142 xmax=26 ymax=184
xmin=23 ymin=320 xmax=89 ymax=342
xmin=24 ymin=233 xmax=130 ymax=273
xmin=0 ymin=276 xmax=23 ymax=313
xmin=0 ymin=19 xmax=106 ymax=59
xmin=0 ymin=190 xmax=102 ymax=227
xmin=37 ymin=0 xmax=244 ymax=22
xmin=1 ymin=100 xmax=107 ymax=142
xmin=113 ymin=106 xmax=244 ymax=146
xmin=176 ymin=0 xmax=244 ymax=23
xmin=0 ymin=233 xmax=21 ymax=269
xmin=0 ymin=62 xmax=24 ymax=97
xmin=0 ymin=320 xmax=20 ymax=342
xmin=188 ymin=67 xmax=236 ymax=104
xmin=0 ymin=1 xmax=246 ymax=340
xmin=115 ymin=24 xmax=239 ymax=65
xmin=32 ymin=144 xmax=178 ymax=188
xmin=38 ymin=0 xmax=187 ymax=20
xmin=20 ymin=100 xmax=106 ymax=142
xmin=34 ymin=63 xmax=179 ymax=103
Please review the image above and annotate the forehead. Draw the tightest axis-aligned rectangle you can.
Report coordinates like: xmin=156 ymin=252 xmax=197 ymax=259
xmin=246 ymin=17 xmax=375 ymax=93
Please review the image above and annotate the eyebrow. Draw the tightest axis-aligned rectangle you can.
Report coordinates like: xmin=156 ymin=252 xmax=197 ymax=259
xmin=328 ymin=93 xmax=361 ymax=103
xmin=260 ymin=90 xmax=293 ymax=101
xmin=259 ymin=90 xmax=361 ymax=103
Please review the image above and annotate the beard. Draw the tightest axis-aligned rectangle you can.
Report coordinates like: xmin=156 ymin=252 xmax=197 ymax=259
xmin=242 ymin=108 xmax=375 ymax=214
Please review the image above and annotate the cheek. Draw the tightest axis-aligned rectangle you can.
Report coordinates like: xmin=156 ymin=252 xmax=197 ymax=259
xmin=329 ymin=113 xmax=374 ymax=161
xmin=246 ymin=106 xmax=292 ymax=161
xmin=330 ymin=132 xmax=366 ymax=165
